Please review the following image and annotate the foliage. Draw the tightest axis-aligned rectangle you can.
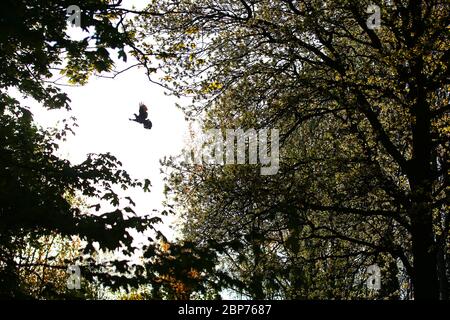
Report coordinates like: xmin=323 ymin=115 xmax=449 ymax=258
xmin=138 ymin=0 xmax=449 ymax=299
xmin=0 ymin=0 xmax=161 ymax=298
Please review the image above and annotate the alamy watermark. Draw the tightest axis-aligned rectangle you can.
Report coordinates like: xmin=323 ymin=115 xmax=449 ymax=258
xmin=67 ymin=5 xmax=81 ymax=27
xmin=65 ymin=3 xmax=386 ymax=30
xmin=366 ymin=5 xmax=381 ymax=30
xmin=66 ymin=264 xmax=81 ymax=290
xmin=366 ymin=1 xmax=395 ymax=30
xmin=366 ymin=264 xmax=381 ymax=291
xmin=183 ymin=128 xmax=279 ymax=176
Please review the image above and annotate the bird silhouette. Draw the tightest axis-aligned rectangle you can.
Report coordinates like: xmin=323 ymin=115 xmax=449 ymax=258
xmin=130 ymin=102 xmax=152 ymax=130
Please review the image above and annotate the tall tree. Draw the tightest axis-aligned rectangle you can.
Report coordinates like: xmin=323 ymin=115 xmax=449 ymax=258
xmin=140 ymin=0 xmax=449 ymax=299
xmin=0 ymin=0 xmax=161 ymax=298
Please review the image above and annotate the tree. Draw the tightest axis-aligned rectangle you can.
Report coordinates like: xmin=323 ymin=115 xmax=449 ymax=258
xmin=0 ymin=0 xmax=162 ymax=298
xmin=142 ymin=240 xmax=223 ymax=299
xmin=16 ymin=234 xmax=101 ymax=299
xmin=139 ymin=0 xmax=449 ymax=299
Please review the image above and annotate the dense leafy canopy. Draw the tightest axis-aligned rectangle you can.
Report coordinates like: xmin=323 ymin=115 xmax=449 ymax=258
xmin=135 ymin=0 xmax=449 ymax=299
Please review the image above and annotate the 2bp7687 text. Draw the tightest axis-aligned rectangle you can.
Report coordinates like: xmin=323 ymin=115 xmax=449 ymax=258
xmin=222 ymin=304 xmax=271 ymax=315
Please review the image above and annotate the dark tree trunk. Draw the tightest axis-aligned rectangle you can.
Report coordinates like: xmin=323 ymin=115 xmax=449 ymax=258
xmin=408 ymin=124 xmax=439 ymax=300
xmin=400 ymin=26 xmax=443 ymax=296
xmin=410 ymin=202 xmax=439 ymax=300
xmin=250 ymin=228 xmax=265 ymax=300
xmin=437 ymin=243 xmax=448 ymax=300
xmin=407 ymin=53 xmax=439 ymax=299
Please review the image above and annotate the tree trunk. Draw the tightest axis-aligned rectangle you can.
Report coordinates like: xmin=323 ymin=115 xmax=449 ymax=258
xmin=410 ymin=203 xmax=439 ymax=299
xmin=437 ymin=242 xmax=448 ymax=300
xmin=407 ymin=46 xmax=440 ymax=299
xmin=408 ymin=111 xmax=439 ymax=300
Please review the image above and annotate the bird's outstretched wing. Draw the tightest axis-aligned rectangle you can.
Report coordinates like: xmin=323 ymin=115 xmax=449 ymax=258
xmin=138 ymin=102 xmax=148 ymax=120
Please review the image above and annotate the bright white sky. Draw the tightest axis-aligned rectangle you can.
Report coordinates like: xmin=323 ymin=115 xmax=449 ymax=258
xmin=33 ymin=67 xmax=188 ymax=241
xmin=22 ymin=1 xmax=190 ymax=243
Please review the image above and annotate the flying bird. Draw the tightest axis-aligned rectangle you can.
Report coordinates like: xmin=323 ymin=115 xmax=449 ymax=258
xmin=130 ymin=102 xmax=152 ymax=130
